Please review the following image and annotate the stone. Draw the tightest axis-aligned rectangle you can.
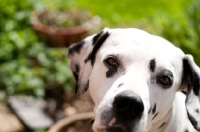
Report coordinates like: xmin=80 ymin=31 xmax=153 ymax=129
xmin=0 ymin=103 xmax=24 ymax=132
xmin=8 ymin=96 xmax=54 ymax=130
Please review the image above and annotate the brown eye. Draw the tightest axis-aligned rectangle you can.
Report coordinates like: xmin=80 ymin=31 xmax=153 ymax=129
xmin=160 ymin=76 xmax=171 ymax=85
xmin=106 ymin=57 xmax=118 ymax=66
xmin=156 ymin=69 xmax=173 ymax=88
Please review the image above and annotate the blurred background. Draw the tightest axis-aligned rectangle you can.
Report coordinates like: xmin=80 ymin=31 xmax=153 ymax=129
xmin=0 ymin=0 xmax=199 ymax=132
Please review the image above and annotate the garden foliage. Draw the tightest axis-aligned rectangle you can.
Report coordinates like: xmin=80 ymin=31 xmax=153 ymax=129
xmin=0 ymin=0 xmax=74 ymax=97
xmin=0 ymin=0 xmax=198 ymax=98
xmin=155 ymin=0 xmax=200 ymax=65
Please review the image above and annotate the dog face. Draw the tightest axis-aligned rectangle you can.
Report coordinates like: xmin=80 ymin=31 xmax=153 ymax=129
xmin=68 ymin=28 xmax=200 ymax=132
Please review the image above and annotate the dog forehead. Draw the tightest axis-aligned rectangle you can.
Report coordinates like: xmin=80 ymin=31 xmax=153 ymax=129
xmin=105 ymin=28 xmax=150 ymax=46
xmin=105 ymin=29 xmax=173 ymax=49
xmin=94 ymin=29 xmax=185 ymax=80
xmin=99 ymin=28 xmax=184 ymax=61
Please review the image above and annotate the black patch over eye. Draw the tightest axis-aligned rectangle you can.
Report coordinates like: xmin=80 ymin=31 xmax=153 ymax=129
xmin=104 ymin=56 xmax=119 ymax=78
xmin=156 ymin=69 xmax=173 ymax=88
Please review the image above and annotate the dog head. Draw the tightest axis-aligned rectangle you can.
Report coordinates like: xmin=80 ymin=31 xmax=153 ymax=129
xmin=68 ymin=28 xmax=200 ymax=132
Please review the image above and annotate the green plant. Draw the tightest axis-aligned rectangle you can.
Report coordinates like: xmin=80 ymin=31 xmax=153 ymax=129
xmin=33 ymin=129 xmax=46 ymax=132
xmin=154 ymin=0 xmax=200 ymax=66
xmin=0 ymin=0 xmax=74 ymax=97
xmin=40 ymin=0 xmax=191 ymax=27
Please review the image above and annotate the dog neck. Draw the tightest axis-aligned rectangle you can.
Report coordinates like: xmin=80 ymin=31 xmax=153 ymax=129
xmin=149 ymin=92 xmax=189 ymax=132
xmin=149 ymin=107 xmax=172 ymax=132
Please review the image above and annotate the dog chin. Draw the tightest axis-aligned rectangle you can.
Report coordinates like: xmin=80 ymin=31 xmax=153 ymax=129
xmin=93 ymin=118 xmax=148 ymax=132
xmin=93 ymin=122 xmax=144 ymax=132
xmin=92 ymin=113 xmax=146 ymax=132
xmin=105 ymin=126 xmax=126 ymax=132
xmin=93 ymin=126 xmax=145 ymax=132
xmin=93 ymin=125 xmax=127 ymax=132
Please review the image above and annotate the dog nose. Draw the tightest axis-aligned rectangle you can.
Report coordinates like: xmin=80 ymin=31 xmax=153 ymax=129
xmin=113 ymin=90 xmax=144 ymax=119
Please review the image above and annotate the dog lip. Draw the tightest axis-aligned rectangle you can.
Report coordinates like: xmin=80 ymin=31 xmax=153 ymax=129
xmin=106 ymin=125 xmax=126 ymax=132
xmin=108 ymin=117 xmax=116 ymax=126
xmin=95 ymin=125 xmax=107 ymax=132
xmin=94 ymin=123 xmax=129 ymax=132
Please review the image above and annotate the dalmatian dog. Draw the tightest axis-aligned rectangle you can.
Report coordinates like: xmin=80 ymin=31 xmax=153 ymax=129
xmin=68 ymin=28 xmax=200 ymax=132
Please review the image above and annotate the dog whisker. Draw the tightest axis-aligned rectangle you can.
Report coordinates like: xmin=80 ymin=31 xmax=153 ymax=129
xmin=83 ymin=118 xmax=95 ymax=128
xmin=85 ymin=118 xmax=95 ymax=126
xmin=84 ymin=118 xmax=95 ymax=132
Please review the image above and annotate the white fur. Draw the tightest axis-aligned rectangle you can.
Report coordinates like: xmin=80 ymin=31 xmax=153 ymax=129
xmin=68 ymin=28 xmax=200 ymax=132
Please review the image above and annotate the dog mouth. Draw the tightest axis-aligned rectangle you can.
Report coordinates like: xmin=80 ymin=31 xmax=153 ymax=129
xmin=95 ymin=125 xmax=130 ymax=132
xmin=93 ymin=113 xmax=144 ymax=132
xmin=106 ymin=126 xmax=126 ymax=132
xmin=94 ymin=118 xmax=134 ymax=132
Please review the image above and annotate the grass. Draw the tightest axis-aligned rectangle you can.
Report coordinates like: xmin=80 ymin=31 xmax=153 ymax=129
xmin=40 ymin=0 xmax=192 ymax=27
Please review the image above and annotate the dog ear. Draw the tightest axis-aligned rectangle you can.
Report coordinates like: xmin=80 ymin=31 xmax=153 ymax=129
xmin=68 ymin=28 xmax=109 ymax=96
xmin=182 ymin=54 xmax=200 ymax=131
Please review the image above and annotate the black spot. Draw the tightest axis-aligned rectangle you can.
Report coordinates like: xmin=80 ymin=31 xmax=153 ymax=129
xmin=149 ymin=59 xmax=156 ymax=72
xmin=158 ymin=122 xmax=166 ymax=129
xmin=75 ymin=80 xmax=89 ymax=96
xmin=68 ymin=41 xmax=84 ymax=56
xmin=183 ymin=58 xmax=200 ymax=96
xmin=196 ymin=109 xmax=199 ymax=113
xmin=184 ymin=129 xmax=189 ymax=132
xmin=75 ymin=81 xmax=79 ymax=95
xmin=73 ymin=72 xmax=78 ymax=82
xmin=122 ymin=71 xmax=126 ymax=75
xmin=84 ymin=52 xmax=92 ymax=63
xmin=106 ymin=68 xmax=117 ymax=78
xmin=84 ymin=31 xmax=109 ymax=64
xmin=152 ymin=112 xmax=158 ymax=120
xmin=181 ymin=91 xmax=187 ymax=95
xmin=193 ymin=72 xmax=200 ymax=96
xmin=91 ymin=32 xmax=110 ymax=65
xmin=72 ymin=64 xmax=80 ymax=82
xmin=148 ymin=107 xmax=151 ymax=114
xmin=118 ymin=83 xmax=124 ymax=88
xmin=152 ymin=104 xmax=156 ymax=114
xmin=187 ymin=111 xmax=198 ymax=130
xmin=93 ymin=31 xmax=103 ymax=45
xmin=84 ymin=80 xmax=89 ymax=92
xmin=73 ymin=64 xmax=81 ymax=95
xmin=75 ymin=64 xmax=80 ymax=73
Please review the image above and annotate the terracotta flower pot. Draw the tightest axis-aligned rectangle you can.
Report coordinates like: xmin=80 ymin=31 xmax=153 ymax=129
xmin=31 ymin=10 xmax=101 ymax=47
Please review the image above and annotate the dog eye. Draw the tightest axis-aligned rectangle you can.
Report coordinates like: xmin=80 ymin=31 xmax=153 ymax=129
xmin=105 ymin=57 xmax=118 ymax=66
xmin=156 ymin=70 xmax=173 ymax=88
xmin=159 ymin=76 xmax=171 ymax=85
xmin=104 ymin=56 xmax=119 ymax=78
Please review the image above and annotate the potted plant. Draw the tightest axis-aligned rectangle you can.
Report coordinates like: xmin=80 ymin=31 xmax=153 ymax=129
xmin=31 ymin=9 xmax=101 ymax=47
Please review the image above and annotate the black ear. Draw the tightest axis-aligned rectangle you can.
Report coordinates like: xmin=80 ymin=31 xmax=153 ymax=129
xmin=68 ymin=28 xmax=110 ymax=96
xmin=183 ymin=54 xmax=200 ymax=131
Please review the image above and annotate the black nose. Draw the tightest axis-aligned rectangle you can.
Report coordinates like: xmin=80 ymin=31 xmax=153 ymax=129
xmin=113 ymin=90 xmax=144 ymax=119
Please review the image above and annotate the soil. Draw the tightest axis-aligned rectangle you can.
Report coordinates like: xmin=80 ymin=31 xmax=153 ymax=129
xmin=61 ymin=120 xmax=94 ymax=132
xmin=46 ymin=89 xmax=94 ymax=132
xmin=36 ymin=10 xmax=91 ymax=28
xmin=0 ymin=88 xmax=94 ymax=132
xmin=62 ymin=91 xmax=94 ymax=132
